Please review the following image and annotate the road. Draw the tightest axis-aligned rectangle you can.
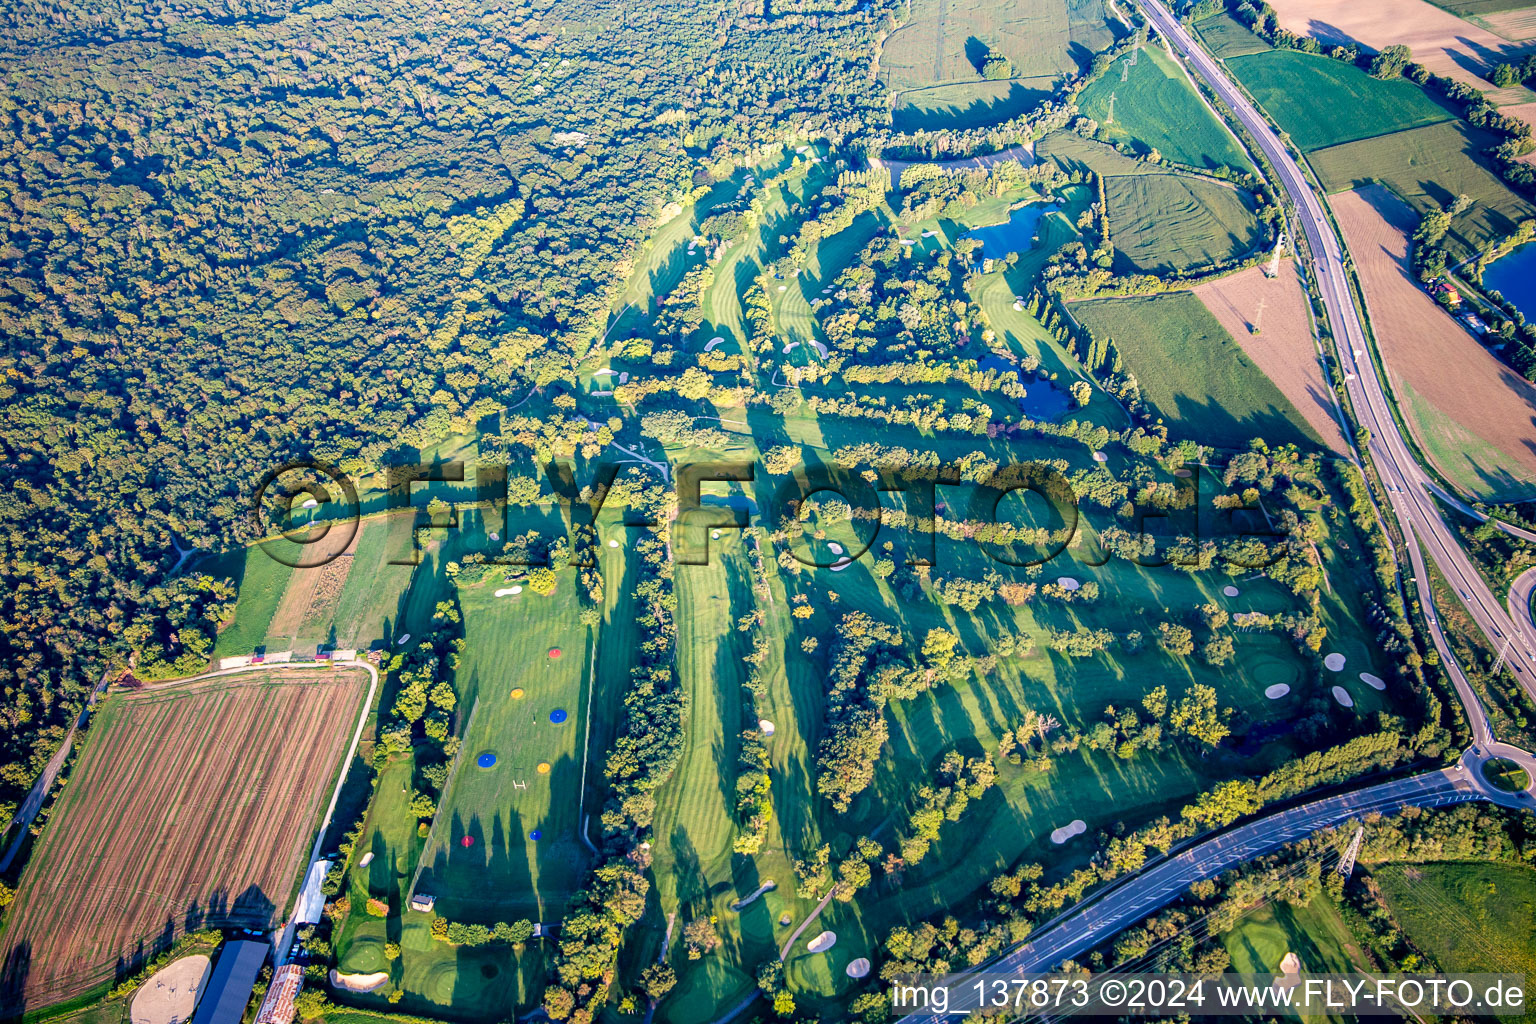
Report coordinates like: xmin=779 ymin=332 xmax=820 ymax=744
xmin=873 ymin=9 xmax=1536 ymax=1020
xmin=1134 ymin=0 xmax=1536 ymax=731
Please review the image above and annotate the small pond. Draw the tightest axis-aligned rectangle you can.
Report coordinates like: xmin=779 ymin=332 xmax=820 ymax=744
xmin=964 ymin=202 xmax=1059 ymax=260
xmin=1483 ymin=240 xmax=1536 ymax=323
xmin=978 ymin=354 xmax=1073 ymax=422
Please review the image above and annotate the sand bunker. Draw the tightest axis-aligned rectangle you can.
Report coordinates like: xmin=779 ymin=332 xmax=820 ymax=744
xmin=397 ymin=633 xmax=411 ymax=645
xmin=1056 ymin=577 xmax=1081 ymax=590
xmin=777 ymin=284 xmax=788 ymax=291
xmin=1360 ymin=672 xmax=1386 ymax=691
xmin=1092 ymin=451 xmax=1108 ymax=462
xmin=357 ymin=852 xmax=374 ymax=867
xmin=301 ymin=497 xmax=319 ymax=509
xmin=810 ymin=341 xmax=829 ymax=359
xmin=782 ymin=341 xmax=800 ymax=353
xmin=899 ymin=239 xmax=915 ymax=247
xmin=759 ymin=719 xmax=776 ymax=737
xmin=1332 ymin=686 xmax=1355 ymax=708
xmin=922 ymin=230 xmax=940 ymax=238
xmin=1050 ymin=819 xmax=1088 ymax=844
xmin=807 ymin=930 xmax=837 ymax=953
xmin=846 ymin=958 xmax=871 ymax=978
xmin=1013 ymin=301 xmax=1024 ymax=311
xmin=827 ymin=542 xmax=845 ymax=555
xmin=494 ymin=588 xmax=519 ymax=597
xmin=1173 ymin=468 xmax=1192 ymax=478
xmin=830 ymin=557 xmax=854 ymax=572
xmin=608 ymin=539 xmax=619 ymax=547
xmin=1265 ymin=683 xmax=1291 ymax=699
xmin=131 ymin=955 xmax=210 ymax=1024
xmin=705 ymin=337 xmax=726 ymax=351
xmin=1324 ymin=653 xmax=1346 ymax=671
xmin=330 ymin=970 xmax=389 ymax=994
xmin=1223 ymin=585 xmax=1240 ymax=597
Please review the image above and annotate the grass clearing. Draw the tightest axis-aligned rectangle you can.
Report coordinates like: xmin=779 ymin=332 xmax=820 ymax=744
xmin=1076 ymin=44 xmax=1251 ymax=171
xmin=1070 ymin=291 xmax=1325 ymax=448
xmin=1104 ymin=174 xmax=1265 ymax=275
xmin=1310 ymin=121 xmax=1536 ymax=258
xmin=1222 ymin=895 xmax=1367 ymax=974
xmin=1374 ymin=861 xmax=1536 ymax=976
xmin=1228 ymin=49 xmax=1458 ymax=151
xmin=207 ymin=544 xmax=295 ymax=658
xmin=881 ymin=0 xmax=1116 ymax=128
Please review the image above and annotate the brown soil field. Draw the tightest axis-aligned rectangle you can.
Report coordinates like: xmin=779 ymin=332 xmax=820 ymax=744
xmin=1267 ymin=0 xmax=1536 ymax=125
xmin=264 ymin=524 xmax=361 ymax=646
xmin=0 ymin=668 xmax=369 ymax=1013
xmin=1482 ymin=6 xmax=1536 ymax=41
xmin=1333 ymin=185 xmax=1536 ymax=498
xmin=1193 ymin=260 xmax=1349 ymax=453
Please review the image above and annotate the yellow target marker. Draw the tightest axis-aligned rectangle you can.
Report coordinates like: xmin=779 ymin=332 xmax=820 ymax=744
xmin=510 ymin=687 xmax=525 ymax=699
xmin=536 ymin=762 xmax=551 ymax=774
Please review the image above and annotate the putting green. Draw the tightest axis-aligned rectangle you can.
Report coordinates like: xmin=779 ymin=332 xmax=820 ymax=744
xmin=1251 ymin=655 xmax=1300 ymax=689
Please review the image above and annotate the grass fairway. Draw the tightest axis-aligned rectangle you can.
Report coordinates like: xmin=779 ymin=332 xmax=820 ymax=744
xmin=1374 ymin=861 xmax=1536 ymax=976
xmin=1311 ymin=121 xmax=1536 ymax=258
xmin=1070 ymin=292 xmax=1324 ymax=448
xmin=1104 ymin=174 xmax=1265 ymax=275
xmin=328 ymin=516 xmax=418 ymax=648
xmin=410 ymin=579 xmax=593 ymax=924
xmin=1222 ymin=895 xmax=1366 ymax=973
xmin=1228 ymin=50 xmax=1457 ymax=151
xmin=1076 ymin=45 xmax=1250 ymax=171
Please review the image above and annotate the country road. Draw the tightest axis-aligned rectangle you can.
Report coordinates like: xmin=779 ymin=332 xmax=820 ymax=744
xmin=862 ymin=8 xmax=1536 ymax=1020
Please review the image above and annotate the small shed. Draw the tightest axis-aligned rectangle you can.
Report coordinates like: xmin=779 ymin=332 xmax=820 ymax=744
xmin=409 ymin=894 xmax=436 ymax=913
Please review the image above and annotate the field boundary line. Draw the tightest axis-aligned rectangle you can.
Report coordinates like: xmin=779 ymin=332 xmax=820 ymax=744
xmin=407 ymin=697 xmax=479 ymax=903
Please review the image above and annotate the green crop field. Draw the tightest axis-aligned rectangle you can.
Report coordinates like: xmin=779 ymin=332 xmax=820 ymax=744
xmin=1194 ymin=12 xmax=1273 ymax=58
xmin=408 ymin=577 xmax=594 ymax=924
xmin=1070 ymin=291 xmax=1324 ymax=449
xmin=1395 ymin=378 xmax=1536 ymax=501
xmin=1228 ymin=50 xmax=1457 ymax=151
xmin=1310 ymin=121 xmax=1536 ymax=258
xmin=1375 ymin=862 xmax=1536 ymax=976
xmin=1104 ymin=174 xmax=1265 ymax=275
xmin=1036 ymin=129 xmax=1165 ymax=177
xmin=207 ymin=544 xmax=296 ymax=658
xmin=1076 ymin=45 xmax=1251 ymax=171
xmin=881 ymin=0 xmax=1116 ymax=129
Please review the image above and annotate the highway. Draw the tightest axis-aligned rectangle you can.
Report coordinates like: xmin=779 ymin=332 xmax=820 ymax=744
xmin=1134 ymin=0 xmax=1536 ymax=733
xmin=880 ymin=9 xmax=1536 ymax=1020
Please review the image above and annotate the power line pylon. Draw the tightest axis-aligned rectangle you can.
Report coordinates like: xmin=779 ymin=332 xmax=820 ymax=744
xmin=1337 ymin=826 xmax=1364 ymax=878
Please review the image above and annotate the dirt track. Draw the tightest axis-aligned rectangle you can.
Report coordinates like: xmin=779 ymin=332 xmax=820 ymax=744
xmin=1266 ymin=0 xmax=1536 ymax=126
xmin=0 ymin=669 xmax=368 ymax=1012
xmin=1193 ymin=260 xmax=1349 ymax=452
xmin=1332 ymin=185 xmax=1536 ymax=496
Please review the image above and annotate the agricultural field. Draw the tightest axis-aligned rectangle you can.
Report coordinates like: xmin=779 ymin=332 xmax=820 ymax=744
xmin=1103 ymin=174 xmax=1266 ymax=275
xmin=1264 ymin=0 xmax=1536 ymax=106
xmin=1194 ymin=11 xmax=1275 ymax=58
xmin=1480 ymin=6 xmax=1536 ymax=40
xmin=1227 ymin=49 xmax=1458 ymax=151
xmin=1331 ymin=186 xmax=1536 ymax=499
xmin=407 ymin=574 xmax=595 ymax=925
xmin=1374 ymin=862 xmax=1536 ymax=976
xmin=0 ymin=669 xmax=369 ymax=1012
xmin=1070 ymin=291 xmax=1326 ymax=449
xmin=1075 ymin=44 xmax=1251 ymax=171
xmin=1193 ymin=261 xmax=1349 ymax=452
xmin=1309 ymin=121 xmax=1536 ymax=258
xmin=881 ymin=0 xmax=1117 ymax=129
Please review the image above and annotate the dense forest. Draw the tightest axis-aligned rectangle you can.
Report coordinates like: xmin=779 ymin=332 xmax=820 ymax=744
xmin=0 ymin=0 xmax=894 ymax=818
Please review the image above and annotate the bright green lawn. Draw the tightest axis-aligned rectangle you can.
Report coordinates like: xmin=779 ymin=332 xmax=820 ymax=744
xmin=409 ymin=578 xmax=593 ymax=923
xmin=1076 ymin=44 xmax=1250 ymax=172
xmin=1105 ymin=174 xmax=1265 ymax=275
xmin=329 ymin=516 xmax=419 ymax=649
xmin=1194 ymin=12 xmax=1273 ymax=58
xmin=1228 ymin=50 xmax=1457 ymax=151
xmin=1222 ymin=895 xmax=1366 ymax=973
xmin=207 ymin=544 xmax=295 ymax=658
xmin=1374 ymin=861 xmax=1536 ymax=976
xmin=1070 ymin=291 xmax=1323 ymax=449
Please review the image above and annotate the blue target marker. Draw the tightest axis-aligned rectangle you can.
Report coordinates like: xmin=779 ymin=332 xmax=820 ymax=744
xmin=529 ymin=830 xmax=543 ymax=841
xmin=549 ymin=708 xmax=568 ymax=724
xmin=476 ymin=752 xmax=497 ymax=768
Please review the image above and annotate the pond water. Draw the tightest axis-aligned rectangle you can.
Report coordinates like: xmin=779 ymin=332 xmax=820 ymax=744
xmin=1484 ymin=240 xmax=1536 ymax=322
xmin=964 ymin=202 xmax=1059 ymax=260
xmin=978 ymin=354 xmax=1074 ymax=422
